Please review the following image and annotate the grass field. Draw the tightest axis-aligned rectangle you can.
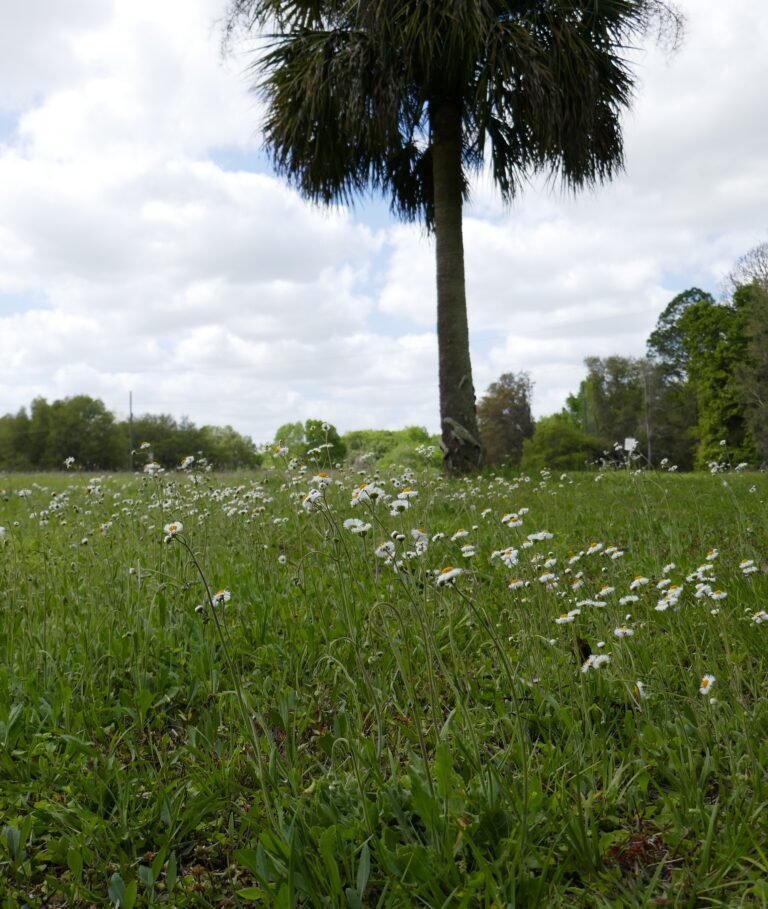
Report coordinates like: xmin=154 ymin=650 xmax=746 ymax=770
xmin=1 ymin=460 xmax=767 ymax=907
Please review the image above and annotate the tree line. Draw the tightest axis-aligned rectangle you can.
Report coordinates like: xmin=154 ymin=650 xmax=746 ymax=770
xmin=0 ymin=396 xmax=262 ymax=471
xmin=477 ymin=243 xmax=768 ymax=471
xmin=0 ymin=398 xmax=442 ymax=474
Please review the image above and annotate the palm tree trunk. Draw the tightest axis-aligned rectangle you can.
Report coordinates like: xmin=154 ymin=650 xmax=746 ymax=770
xmin=431 ymin=97 xmax=482 ymax=472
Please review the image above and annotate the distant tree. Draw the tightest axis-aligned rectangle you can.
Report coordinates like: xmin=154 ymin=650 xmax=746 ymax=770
xmin=274 ymin=422 xmax=305 ymax=452
xmin=521 ymin=413 xmax=602 ymax=472
xmin=477 ymin=372 xmax=534 ymax=466
xmin=27 ymin=397 xmax=53 ymax=468
xmin=571 ymin=356 xmax=649 ymax=449
xmin=199 ymin=425 xmax=262 ymax=470
xmin=583 ymin=356 xmax=644 ymax=441
xmin=567 ymin=355 xmax=698 ymax=467
xmin=647 ymin=287 xmax=715 ymax=380
xmin=679 ymin=291 xmax=755 ymax=468
xmin=41 ymin=396 xmax=124 ymax=469
xmin=123 ymin=414 xmax=262 ymax=471
xmin=642 ymin=287 xmax=720 ymax=468
xmin=723 ymin=243 xmax=768 ymax=465
xmin=304 ymin=419 xmax=346 ymax=464
xmin=725 ymin=241 xmax=768 ymax=297
xmin=0 ymin=409 xmax=32 ymax=470
xmin=734 ymin=282 xmax=768 ymax=464
xmin=227 ymin=0 xmax=681 ymax=472
xmin=273 ymin=419 xmax=346 ymax=464
xmin=127 ymin=413 xmax=202 ymax=469
xmin=344 ymin=429 xmax=393 ymax=462
xmin=3 ymin=396 xmax=125 ymax=470
xmin=649 ymin=380 xmax=697 ymax=470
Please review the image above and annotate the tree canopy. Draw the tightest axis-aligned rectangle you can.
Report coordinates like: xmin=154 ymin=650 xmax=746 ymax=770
xmin=647 ymin=287 xmax=715 ymax=380
xmin=477 ymin=371 xmax=534 ymax=466
xmin=273 ymin=419 xmax=347 ymax=464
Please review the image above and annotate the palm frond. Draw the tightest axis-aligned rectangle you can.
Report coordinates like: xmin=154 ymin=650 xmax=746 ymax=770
xmin=230 ymin=0 xmax=682 ymax=216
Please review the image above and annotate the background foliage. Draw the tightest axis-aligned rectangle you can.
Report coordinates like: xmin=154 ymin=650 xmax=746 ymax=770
xmin=0 ymin=398 xmax=262 ymax=472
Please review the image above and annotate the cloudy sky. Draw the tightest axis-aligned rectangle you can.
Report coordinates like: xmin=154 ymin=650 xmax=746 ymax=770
xmin=1 ymin=1 xmax=766 ymax=444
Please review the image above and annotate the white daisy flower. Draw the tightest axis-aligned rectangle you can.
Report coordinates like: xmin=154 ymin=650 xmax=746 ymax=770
xmin=613 ymin=625 xmax=635 ymax=638
xmin=581 ymin=654 xmax=610 ymax=672
xmin=375 ymin=541 xmax=395 ymax=560
xmin=699 ymin=674 xmax=716 ymax=695
xmin=435 ymin=566 xmax=463 ymax=586
xmin=491 ymin=547 xmax=519 ymax=568
xmin=343 ymin=518 xmax=372 ymax=535
xmin=163 ymin=521 xmax=183 ymax=542
xmin=302 ymin=489 xmax=323 ymax=512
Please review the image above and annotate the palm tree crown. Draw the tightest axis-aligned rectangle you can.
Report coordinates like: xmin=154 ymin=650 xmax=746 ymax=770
xmin=227 ymin=0 xmax=681 ymax=471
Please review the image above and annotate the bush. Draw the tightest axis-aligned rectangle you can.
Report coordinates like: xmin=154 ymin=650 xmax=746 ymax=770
xmin=521 ymin=414 xmax=603 ymax=472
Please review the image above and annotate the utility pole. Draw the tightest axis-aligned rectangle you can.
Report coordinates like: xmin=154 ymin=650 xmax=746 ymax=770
xmin=128 ymin=391 xmax=134 ymax=472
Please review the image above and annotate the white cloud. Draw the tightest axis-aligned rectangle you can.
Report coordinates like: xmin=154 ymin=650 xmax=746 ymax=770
xmin=0 ymin=0 xmax=113 ymax=112
xmin=12 ymin=0 xmax=257 ymax=160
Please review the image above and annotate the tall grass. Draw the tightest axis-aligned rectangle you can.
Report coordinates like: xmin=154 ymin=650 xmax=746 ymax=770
xmin=1 ymin=463 xmax=767 ymax=907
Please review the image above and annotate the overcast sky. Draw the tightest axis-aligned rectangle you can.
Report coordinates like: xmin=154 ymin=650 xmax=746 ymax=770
xmin=1 ymin=0 xmax=766 ymax=443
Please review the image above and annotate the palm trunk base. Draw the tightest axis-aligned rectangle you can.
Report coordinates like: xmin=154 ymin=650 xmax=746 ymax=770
xmin=441 ymin=415 xmax=483 ymax=472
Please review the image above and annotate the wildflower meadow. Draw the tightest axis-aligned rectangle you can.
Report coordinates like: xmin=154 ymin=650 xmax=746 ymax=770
xmin=1 ymin=456 xmax=767 ymax=907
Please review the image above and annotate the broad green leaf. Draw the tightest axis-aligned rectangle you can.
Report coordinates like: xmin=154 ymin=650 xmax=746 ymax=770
xmin=318 ymin=826 xmax=342 ymax=894
xmin=238 ymin=886 xmax=268 ymax=901
xmin=355 ymin=841 xmax=370 ymax=896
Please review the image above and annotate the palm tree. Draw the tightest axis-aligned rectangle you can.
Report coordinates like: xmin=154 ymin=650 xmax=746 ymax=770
xmin=226 ymin=0 xmax=681 ymax=472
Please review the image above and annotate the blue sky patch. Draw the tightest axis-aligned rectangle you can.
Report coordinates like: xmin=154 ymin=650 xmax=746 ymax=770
xmin=0 ymin=289 xmax=48 ymax=317
xmin=0 ymin=111 xmax=19 ymax=145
